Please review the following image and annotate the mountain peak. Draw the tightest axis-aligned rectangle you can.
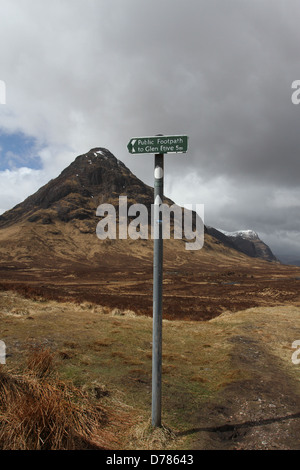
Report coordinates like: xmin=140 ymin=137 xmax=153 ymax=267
xmin=208 ymin=227 xmax=277 ymax=262
xmin=74 ymin=147 xmax=125 ymax=167
xmin=0 ymin=147 xmax=155 ymax=229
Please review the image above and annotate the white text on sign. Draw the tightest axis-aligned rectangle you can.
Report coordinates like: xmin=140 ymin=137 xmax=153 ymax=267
xmin=137 ymin=137 xmax=185 ymax=154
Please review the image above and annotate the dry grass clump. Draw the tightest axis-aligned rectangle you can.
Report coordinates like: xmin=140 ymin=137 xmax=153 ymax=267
xmin=111 ymin=308 xmax=137 ymax=318
xmin=129 ymin=418 xmax=177 ymax=450
xmin=26 ymin=345 xmax=55 ymax=378
xmin=0 ymin=348 xmax=110 ymax=450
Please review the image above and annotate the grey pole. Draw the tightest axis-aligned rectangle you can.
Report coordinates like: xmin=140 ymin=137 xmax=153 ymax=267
xmin=152 ymin=152 xmax=164 ymax=427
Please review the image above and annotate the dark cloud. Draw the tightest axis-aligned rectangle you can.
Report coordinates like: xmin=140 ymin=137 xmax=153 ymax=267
xmin=0 ymin=0 xmax=299 ymax=260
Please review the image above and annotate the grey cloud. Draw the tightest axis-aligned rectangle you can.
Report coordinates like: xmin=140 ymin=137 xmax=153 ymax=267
xmin=0 ymin=0 xmax=299 ymax=259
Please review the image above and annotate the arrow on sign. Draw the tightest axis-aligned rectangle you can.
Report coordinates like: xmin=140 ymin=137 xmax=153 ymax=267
xmin=131 ymin=139 xmax=136 ymax=153
xmin=127 ymin=139 xmax=137 ymax=153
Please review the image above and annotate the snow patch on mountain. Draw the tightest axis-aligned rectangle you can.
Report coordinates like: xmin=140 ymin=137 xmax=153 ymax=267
xmin=218 ymin=229 xmax=259 ymax=240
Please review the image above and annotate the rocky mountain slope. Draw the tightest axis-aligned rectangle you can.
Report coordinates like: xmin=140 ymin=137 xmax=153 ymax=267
xmin=207 ymin=227 xmax=278 ymax=262
xmin=0 ymin=147 xmax=277 ymax=272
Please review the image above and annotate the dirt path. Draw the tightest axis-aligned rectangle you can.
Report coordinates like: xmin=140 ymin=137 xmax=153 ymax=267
xmin=187 ymin=326 xmax=300 ymax=450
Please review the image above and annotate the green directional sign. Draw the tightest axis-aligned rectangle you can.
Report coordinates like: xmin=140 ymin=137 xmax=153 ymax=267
xmin=127 ymin=135 xmax=188 ymax=154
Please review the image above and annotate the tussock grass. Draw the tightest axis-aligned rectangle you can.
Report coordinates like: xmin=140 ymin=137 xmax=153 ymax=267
xmin=26 ymin=345 xmax=55 ymax=378
xmin=0 ymin=348 xmax=112 ymax=450
xmin=129 ymin=418 xmax=178 ymax=450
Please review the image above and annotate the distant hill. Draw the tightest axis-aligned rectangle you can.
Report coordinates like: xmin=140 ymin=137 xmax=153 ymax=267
xmin=206 ymin=227 xmax=278 ymax=262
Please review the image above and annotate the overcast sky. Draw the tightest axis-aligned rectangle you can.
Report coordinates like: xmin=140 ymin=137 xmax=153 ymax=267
xmin=0 ymin=0 xmax=300 ymax=261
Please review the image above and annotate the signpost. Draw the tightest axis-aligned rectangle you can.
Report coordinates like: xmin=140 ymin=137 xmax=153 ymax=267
xmin=152 ymin=151 xmax=164 ymax=428
xmin=127 ymin=135 xmax=188 ymax=155
xmin=128 ymin=134 xmax=189 ymax=427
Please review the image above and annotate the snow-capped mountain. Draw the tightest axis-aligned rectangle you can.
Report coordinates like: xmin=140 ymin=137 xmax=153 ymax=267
xmin=206 ymin=227 xmax=278 ymax=262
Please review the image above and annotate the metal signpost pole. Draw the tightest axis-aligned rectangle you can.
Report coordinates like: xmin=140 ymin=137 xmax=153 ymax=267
xmin=152 ymin=152 xmax=164 ymax=428
xmin=127 ymin=134 xmax=188 ymax=428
